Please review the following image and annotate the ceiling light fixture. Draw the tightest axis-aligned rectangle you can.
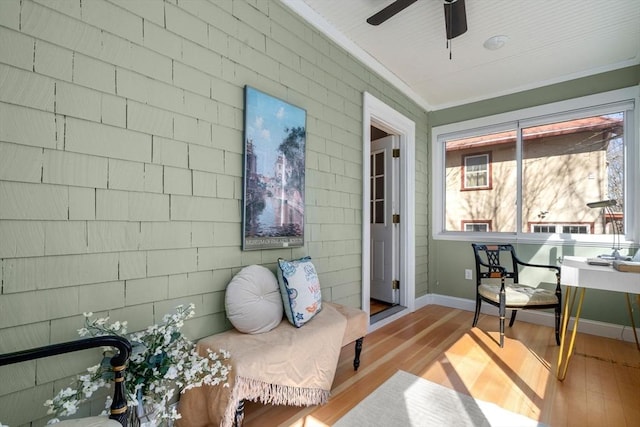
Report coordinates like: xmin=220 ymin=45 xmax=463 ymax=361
xmin=483 ymin=35 xmax=508 ymax=50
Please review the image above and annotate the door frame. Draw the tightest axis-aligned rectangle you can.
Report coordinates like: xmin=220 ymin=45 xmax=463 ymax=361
xmin=362 ymin=92 xmax=416 ymax=329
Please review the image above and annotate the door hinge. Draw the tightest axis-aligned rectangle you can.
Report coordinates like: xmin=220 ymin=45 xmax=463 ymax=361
xmin=392 ymin=214 xmax=400 ymax=224
xmin=392 ymin=280 xmax=400 ymax=290
xmin=392 ymin=148 xmax=400 ymax=158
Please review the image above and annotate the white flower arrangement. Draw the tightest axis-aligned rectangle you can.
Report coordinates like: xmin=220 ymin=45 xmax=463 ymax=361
xmin=45 ymin=304 xmax=231 ymax=424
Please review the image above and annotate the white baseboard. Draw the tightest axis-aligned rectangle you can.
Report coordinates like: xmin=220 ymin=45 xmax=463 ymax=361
xmin=414 ymin=293 xmax=639 ymax=344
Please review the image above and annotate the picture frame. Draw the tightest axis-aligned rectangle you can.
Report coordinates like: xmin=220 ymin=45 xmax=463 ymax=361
xmin=242 ymin=86 xmax=307 ymax=250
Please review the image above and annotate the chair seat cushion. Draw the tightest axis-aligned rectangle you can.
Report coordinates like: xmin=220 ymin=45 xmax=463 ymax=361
xmin=478 ymin=283 xmax=558 ymax=306
xmin=53 ymin=416 xmax=122 ymax=426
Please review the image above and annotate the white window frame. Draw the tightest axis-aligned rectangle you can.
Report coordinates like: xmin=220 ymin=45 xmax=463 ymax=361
xmin=431 ymin=86 xmax=640 ymax=247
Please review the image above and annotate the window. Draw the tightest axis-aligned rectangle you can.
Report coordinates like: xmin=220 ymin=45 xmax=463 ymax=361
xmin=462 ymin=153 xmax=491 ymax=189
xmin=432 ymin=87 xmax=638 ymax=245
xmin=370 ymin=151 xmax=385 ymax=224
xmin=447 ymin=131 xmax=515 ymax=232
xmin=463 ymin=221 xmax=491 ymax=232
xmin=532 ymin=225 xmax=556 ymax=233
xmin=521 ymin=113 xmax=624 ymax=234
xmin=531 ymin=224 xmax=590 ymax=234
xmin=562 ymin=225 xmax=589 ymax=234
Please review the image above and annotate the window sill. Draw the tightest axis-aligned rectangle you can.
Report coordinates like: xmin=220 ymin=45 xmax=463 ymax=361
xmin=433 ymin=231 xmax=638 ymax=248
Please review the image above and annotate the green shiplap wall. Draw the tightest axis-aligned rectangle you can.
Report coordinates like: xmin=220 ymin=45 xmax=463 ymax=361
xmin=0 ymin=0 xmax=428 ymax=424
xmin=429 ymin=65 xmax=640 ymax=127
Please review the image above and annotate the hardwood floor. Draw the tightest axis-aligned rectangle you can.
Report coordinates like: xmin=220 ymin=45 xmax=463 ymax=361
xmin=369 ymin=298 xmax=393 ymax=316
xmin=242 ymin=305 xmax=640 ymax=427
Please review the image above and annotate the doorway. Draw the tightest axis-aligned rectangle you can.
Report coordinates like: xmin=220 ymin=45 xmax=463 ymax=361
xmin=370 ymin=132 xmax=401 ymax=320
xmin=362 ymin=92 xmax=416 ymax=330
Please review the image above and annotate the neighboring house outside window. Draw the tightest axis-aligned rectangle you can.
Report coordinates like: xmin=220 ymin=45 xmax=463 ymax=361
xmin=462 ymin=153 xmax=491 ymax=190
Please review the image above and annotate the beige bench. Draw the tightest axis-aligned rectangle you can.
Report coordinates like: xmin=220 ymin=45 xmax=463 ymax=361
xmin=178 ymin=302 xmax=367 ymax=427
xmin=329 ymin=302 xmax=368 ymax=370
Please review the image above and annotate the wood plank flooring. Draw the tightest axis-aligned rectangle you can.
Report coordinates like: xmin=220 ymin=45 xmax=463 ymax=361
xmin=242 ymin=305 xmax=640 ymax=427
xmin=369 ymin=299 xmax=392 ymax=316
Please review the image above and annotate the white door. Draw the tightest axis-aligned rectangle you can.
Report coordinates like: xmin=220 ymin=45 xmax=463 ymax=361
xmin=370 ymin=135 xmax=400 ymax=304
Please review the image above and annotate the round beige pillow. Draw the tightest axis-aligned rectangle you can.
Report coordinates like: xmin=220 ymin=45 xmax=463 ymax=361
xmin=225 ymin=265 xmax=283 ymax=334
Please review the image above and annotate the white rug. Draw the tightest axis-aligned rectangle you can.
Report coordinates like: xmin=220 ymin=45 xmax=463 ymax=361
xmin=334 ymin=370 xmax=547 ymax=427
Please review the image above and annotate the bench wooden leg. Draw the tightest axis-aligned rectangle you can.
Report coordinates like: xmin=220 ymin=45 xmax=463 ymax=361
xmin=354 ymin=337 xmax=364 ymax=371
xmin=234 ymin=399 xmax=245 ymax=427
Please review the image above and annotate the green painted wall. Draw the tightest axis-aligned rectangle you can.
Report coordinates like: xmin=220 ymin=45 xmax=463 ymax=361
xmin=429 ymin=65 xmax=640 ymax=127
xmin=427 ymin=65 xmax=640 ymax=326
xmin=0 ymin=0 xmax=428 ymax=424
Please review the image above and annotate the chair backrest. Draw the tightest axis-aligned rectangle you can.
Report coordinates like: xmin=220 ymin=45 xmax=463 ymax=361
xmin=0 ymin=336 xmax=131 ymax=426
xmin=471 ymin=243 xmax=520 ymax=285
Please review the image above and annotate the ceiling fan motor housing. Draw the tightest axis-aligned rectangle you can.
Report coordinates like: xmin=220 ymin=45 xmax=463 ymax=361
xmin=367 ymin=0 xmax=468 ymax=41
xmin=444 ymin=0 xmax=468 ymax=40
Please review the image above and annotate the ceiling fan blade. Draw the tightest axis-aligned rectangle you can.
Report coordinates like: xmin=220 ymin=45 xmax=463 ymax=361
xmin=444 ymin=0 xmax=468 ymax=39
xmin=367 ymin=0 xmax=418 ymax=26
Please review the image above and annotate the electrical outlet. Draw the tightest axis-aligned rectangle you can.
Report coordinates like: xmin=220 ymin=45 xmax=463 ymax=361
xmin=465 ymin=269 xmax=472 ymax=280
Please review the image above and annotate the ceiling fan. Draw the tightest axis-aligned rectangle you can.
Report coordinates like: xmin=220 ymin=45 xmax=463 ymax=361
xmin=366 ymin=0 xmax=468 ymax=40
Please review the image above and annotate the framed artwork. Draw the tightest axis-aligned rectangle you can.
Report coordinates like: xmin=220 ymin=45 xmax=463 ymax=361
xmin=242 ymin=86 xmax=307 ymax=250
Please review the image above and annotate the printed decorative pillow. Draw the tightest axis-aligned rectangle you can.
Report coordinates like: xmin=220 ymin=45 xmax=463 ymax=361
xmin=225 ymin=265 xmax=284 ymax=334
xmin=277 ymin=257 xmax=322 ymax=328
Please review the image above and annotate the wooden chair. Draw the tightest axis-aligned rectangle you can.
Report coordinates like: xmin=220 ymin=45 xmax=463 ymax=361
xmin=0 ymin=336 xmax=132 ymax=426
xmin=471 ymin=243 xmax=561 ymax=347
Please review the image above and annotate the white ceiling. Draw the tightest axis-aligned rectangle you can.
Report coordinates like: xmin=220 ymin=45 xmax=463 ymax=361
xmin=281 ymin=0 xmax=640 ymax=111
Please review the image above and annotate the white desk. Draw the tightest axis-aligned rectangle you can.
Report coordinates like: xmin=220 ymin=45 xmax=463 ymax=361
xmin=557 ymin=256 xmax=640 ymax=380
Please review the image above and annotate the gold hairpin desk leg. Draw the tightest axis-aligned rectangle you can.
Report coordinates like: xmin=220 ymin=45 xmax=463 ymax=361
xmin=556 ymin=285 xmax=578 ymax=378
xmin=557 ymin=287 xmax=586 ymax=381
xmin=556 ymin=286 xmax=572 ymax=379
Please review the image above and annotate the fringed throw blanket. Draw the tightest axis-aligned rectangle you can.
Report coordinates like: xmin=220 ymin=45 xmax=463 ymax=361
xmin=177 ymin=303 xmax=347 ymax=427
